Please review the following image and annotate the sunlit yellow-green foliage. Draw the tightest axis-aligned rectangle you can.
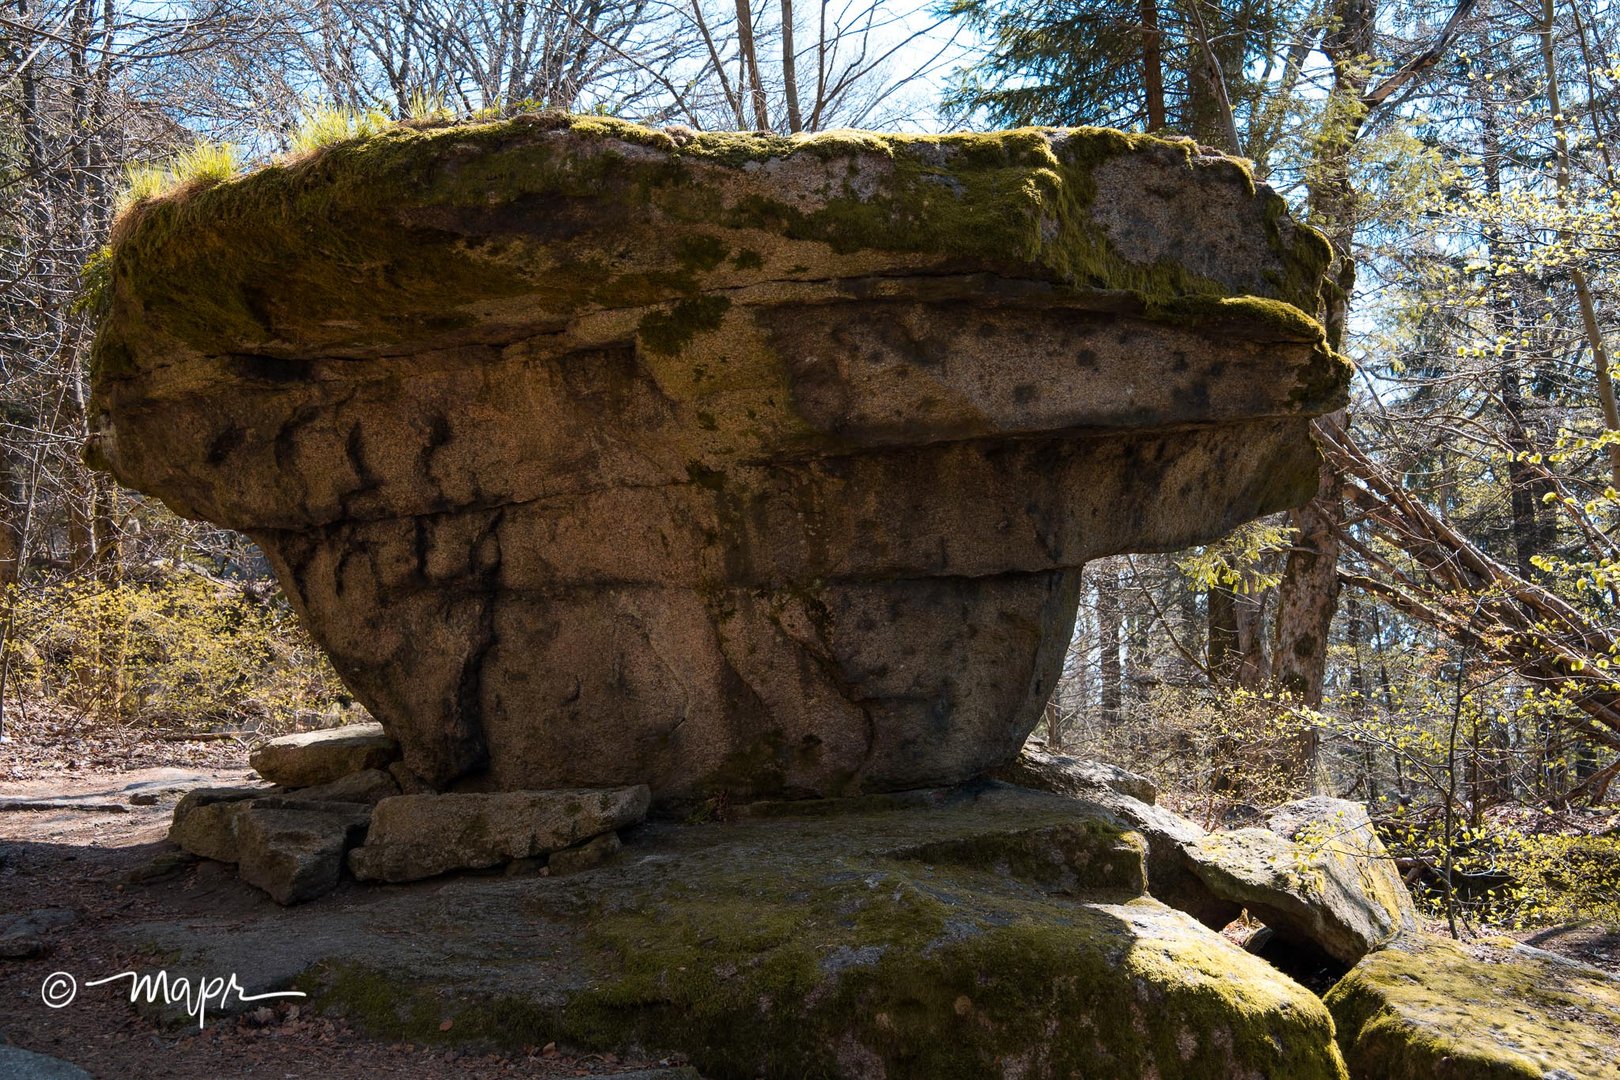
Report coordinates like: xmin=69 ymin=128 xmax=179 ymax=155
xmin=118 ymin=141 xmax=240 ymax=210
xmin=1501 ymin=832 xmax=1620 ymax=925
xmin=1085 ymin=684 xmax=1320 ymax=827
xmin=1 ymin=574 xmax=347 ymax=732
xmin=288 ymin=104 xmax=396 ymax=155
xmin=404 ymin=89 xmax=452 ymax=124
xmin=1175 ymin=519 xmax=1297 ymax=594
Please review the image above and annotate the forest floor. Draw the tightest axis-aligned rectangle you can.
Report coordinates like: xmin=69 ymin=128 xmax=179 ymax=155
xmin=3 ymin=709 xmax=1618 ymax=1078
xmin=0 ymin=710 xmax=690 ymax=1080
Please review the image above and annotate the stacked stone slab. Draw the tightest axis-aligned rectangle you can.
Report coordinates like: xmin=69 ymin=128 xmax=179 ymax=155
xmin=88 ymin=114 xmax=1349 ymax=800
xmin=169 ymin=723 xmax=648 ymax=902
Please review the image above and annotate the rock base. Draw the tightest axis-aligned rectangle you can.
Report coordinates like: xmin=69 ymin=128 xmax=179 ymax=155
xmin=128 ymin=783 xmax=1348 ymax=1079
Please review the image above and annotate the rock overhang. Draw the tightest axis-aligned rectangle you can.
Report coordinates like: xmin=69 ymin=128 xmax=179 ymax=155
xmin=87 ymin=112 xmax=1351 ymax=799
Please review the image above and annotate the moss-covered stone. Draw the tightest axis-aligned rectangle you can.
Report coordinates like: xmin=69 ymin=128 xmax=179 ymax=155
xmin=1325 ymin=932 xmax=1620 ymax=1079
xmin=1184 ymin=796 xmax=1415 ymax=966
xmin=93 ymin=113 xmax=1342 ymax=381
xmin=252 ymin=785 xmax=1349 ymax=1079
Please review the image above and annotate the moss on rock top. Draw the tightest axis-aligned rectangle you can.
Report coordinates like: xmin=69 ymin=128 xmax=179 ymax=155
xmin=93 ymin=111 xmax=1336 ymax=380
xmin=1326 ymin=932 xmax=1620 ymax=1079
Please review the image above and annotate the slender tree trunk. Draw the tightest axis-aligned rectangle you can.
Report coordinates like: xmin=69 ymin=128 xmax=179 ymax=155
xmin=1097 ymin=565 xmax=1123 ymax=726
xmin=1269 ymin=0 xmax=1378 ymax=711
xmin=1541 ymin=0 xmax=1620 ymax=486
xmin=1481 ymin=92 xmax=1550 ymax=574
xmin=1180 ymin=0 xmax=1241 ymax=152
xmin=691 ymin=0 xmax=747 ymax=127
xmin=780 ymin=0 xmax=802 ymax=131
xmin=1273 ymin=414 xmax=1344 ymax=708
xmin=1208 ymin=584 xmax=1268 ymax=688
xmin=734 ymin=0 xmax=770 ymax=129
xmin=1140 ymin=0 xmax=1165 ymax=131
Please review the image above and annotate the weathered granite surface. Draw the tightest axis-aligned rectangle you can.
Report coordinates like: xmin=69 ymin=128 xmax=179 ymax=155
xmin=249 ymin=722 xmax=398 ymax=788
xmin=89 ymin=114 xmax=1349 ymax=798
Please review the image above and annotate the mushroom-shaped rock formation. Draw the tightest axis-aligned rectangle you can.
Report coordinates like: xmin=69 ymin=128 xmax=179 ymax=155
xmin=89 ymin=115 xmax=1350 ymax=799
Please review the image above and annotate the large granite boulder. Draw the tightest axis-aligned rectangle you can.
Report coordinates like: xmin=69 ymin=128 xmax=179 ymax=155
xmin=89 ymin=114 xmax=1349 ymax=799
xmin=1326 ymin=933 xmax=1620 ymax=1078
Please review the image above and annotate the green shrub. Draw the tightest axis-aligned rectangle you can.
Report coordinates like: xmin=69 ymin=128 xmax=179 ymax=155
xmin=1 ymin=573 xmax=347 ymax=733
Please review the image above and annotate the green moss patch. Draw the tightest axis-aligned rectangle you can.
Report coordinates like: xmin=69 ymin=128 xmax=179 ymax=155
xmin=93 ymin=113 xmax=1339 ymax=387
xmin=1325 ymin=932 xmax=1620 ymax=1079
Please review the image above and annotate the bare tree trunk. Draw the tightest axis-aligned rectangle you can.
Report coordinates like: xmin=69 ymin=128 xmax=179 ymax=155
xmin=780 ymin=0 xmax=802 ymax=131
xmin=1268 ymin=0 xmax=1375 ymax=711
xmin=1541 ymin=0 xmax=1620 ymax=487
xmin=733 ymin=0 xmax=770 ymax=129
xmin=1272 ymin=413 xmax=1344 ymax=709
xmin=1140 ymin=0 xmax=1165 ymax=131
xmin=1180 ymin=0 xmax=1241 ymax=152
xmin=1097 ymin=565 xmax=1123 ymax=726
xmin=1208 ymin=584 xmax=1268 ymax=688
xmin=691 ymin=0 xmax=748 ymax=127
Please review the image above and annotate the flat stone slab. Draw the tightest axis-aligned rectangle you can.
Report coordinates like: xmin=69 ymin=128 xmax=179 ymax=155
xmin=90 ymin=115 xmax=1349 ymax=800
xmin=115 ymin=784 xmax=1347 ymax=1078
xmin=1326 ymin=932 xmax=1620 ymax=1079
xmin=348 ymin=786 xmax=650 ymax=882
xmin=282 ymin=767 xmax=400 ymax=805
xmin=249 ymin=723 xmax=397 ymax=788
xmin=991 ymin=743 xmax=1159 ymax=803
